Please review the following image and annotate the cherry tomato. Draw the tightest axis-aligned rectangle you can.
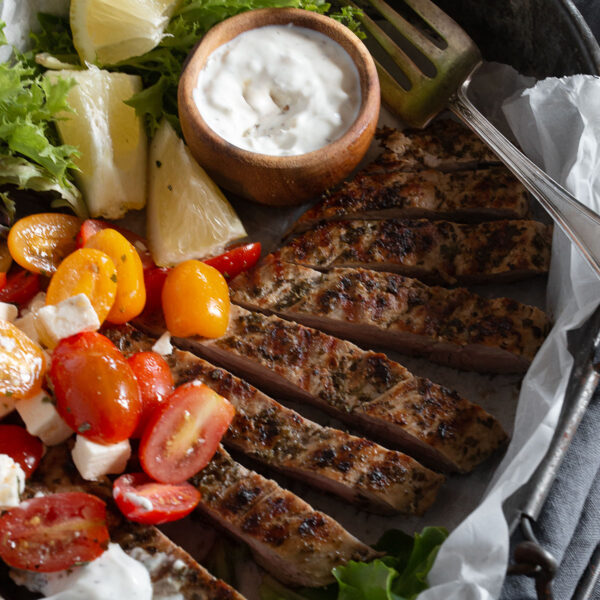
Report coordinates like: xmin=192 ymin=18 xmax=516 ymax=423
xmin=127 ymin=352 xmax=174 ymax=437
xmin=50 ymin=332 xmax=141 ymax=444
xmin=0 ymin=269 xmax=40 ymax=306
xmin=113 ymin=472 xmax=200 ymax=525
xmin=161 ymin=260 xmax=230 ymax=338
xmin=0 ymin=492 xmax=109 ymax=572
xmin=77 ymin=219 xmax=155 ymax=270
xmin=0 ymin=425 xmax=44 ymax=477
xmin=0 ymin=320 xmax=46 ymax=399
xmin=8 ymin=213 xmax=81 ymax=276
xmin=0 ymin=239 xmax=12 ymax=274
xmin=139 ymin=382 xmax=234 ymax=484
xmin=0 ymin=272 xmax=6 ymax=292
xmin=46 ymin=248 xmax=117 ymax=324
xmin=142 ymin=267 xmax=170 ymax=316
xmin=204 ymin=243 xmax=261 ymax=280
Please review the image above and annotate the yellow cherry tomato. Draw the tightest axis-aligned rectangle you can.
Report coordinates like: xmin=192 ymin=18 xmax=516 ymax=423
xmin=46 ymin=248 xmax=117 ymax=324
xmin=84 ymin=228 xmax=146 ymax=324
xmin=0 ymin=320 xmax=46 ymax=399
xmin=161 ymin=260 xmax=230 ymax=338
xmin=8 ymin=213 xmax=81 ymax=275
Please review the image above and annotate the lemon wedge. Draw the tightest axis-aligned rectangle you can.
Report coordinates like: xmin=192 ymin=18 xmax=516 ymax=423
xmin=47 ymin=68 xmax=147 ymax=219
xmin=70 ymin=0 xmax=180 ymax=66
xmin=147 ymin=120 xmax=247 ymax=267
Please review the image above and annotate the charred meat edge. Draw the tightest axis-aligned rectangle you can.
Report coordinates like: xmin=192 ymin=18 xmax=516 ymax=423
xmin=278 ymin=218 xmax=552 ymax=285
xmin=106 ymin=324 xmax=443 ymax=516
xmin=229 ymin=257 xmax=550 ymax=374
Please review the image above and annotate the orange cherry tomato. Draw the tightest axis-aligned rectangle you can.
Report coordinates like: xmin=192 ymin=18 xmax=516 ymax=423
xmin=8 ymin=213 xmax=81 ymax=276
xmin=46 ymin=248 xmax=117 ymax=324
xmin=0 ymin=239 xmax=12 ymax=274
xmin=0 ymin=320 xmax=45 ymax=399
xmin=161 ymin=260 xmax=230 ymax=338
xmin=0 ymin=425 xmax=44 ymax=477
xmin=139 ymin=382 xmax=235 ymax=484
xmin=50 ymin=332 xmax=141 ymax=444
xmin=0 ymin=269 xmax=40 ymax=306
xmin=0 ymin=492 xmax=109 ymax=572
xmin=127 ymin=351 xmax=174 ymax=437
xmin=113 ymin=473 xmax=200 ymax=525
xmin=84 ymin=229 xmax=146 ymax=324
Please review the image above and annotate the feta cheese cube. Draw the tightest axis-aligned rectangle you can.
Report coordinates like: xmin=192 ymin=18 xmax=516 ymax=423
xmin=0 ymin=454 xmax=25 ymax=509
xmin=36 ymin=293 xmax=100 ymax=348
xmin=152 ymin=330 xmax=172 ymax=356
xmin=22 ymin=292 xmax=47 ymax=316
xmin=14 ymin=312 xmax=41 ymax=345
xmin=17 ymin=390 xmax=73 ymax=446
xmin=0 ymin=302 xmax=18 ymax=323
xmin=71 ymin=436 xmax=131 ymax=481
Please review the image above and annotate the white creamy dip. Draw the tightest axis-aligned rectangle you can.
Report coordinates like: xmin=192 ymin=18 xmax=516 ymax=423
xmin=193 ymin=24 xmax=361 ymax=155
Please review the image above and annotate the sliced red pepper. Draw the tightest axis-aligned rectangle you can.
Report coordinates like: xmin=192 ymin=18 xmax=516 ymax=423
xmin=204 ymin=242 xmax=261 ymax=280
xmin=0 ymin=269 xmax=40 ymax=306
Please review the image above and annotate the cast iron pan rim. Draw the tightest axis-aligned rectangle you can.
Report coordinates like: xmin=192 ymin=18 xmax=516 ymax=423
xmin=559 ymin=0 xmax=600 ymax=74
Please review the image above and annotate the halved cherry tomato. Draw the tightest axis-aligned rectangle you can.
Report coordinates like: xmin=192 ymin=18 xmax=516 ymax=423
xmin=77 ymin=219 xmax=155 ymax=270
xmin=161 ymin=260 xmax=230 ymax=338
xmin=50 ymin=332 xmax=141 ymax=444
xmin=0 ymin=239 xmax=13 ymax=274
xmin=84 ymin=229 xmax=146 ymax=324
xmin=0 ymin=320 xmax=46 ymax=399
xmin=8 ymin=213 xmax=81 ymax=276
xmin=113 ymin=472 xmax=200 ymax=524
xmin=0 ymin=492 xmax=109 ymax=572
xmin=139 ymin=382 xmax=235 ymax=483
xmin=142 ymin=267 xmax=170 ymax=316
xmin=0 ymin=425 xmax=44 ymax=477
xmin=204 ymin=242 xmax=261 ymax=280
xmin=127 ymin=351 xmax=174 ymax=437
xmin=0 ymin=272 xmax=6 ymax=292
xmin=0 ymin=269 xmax=40 ymax=306
xmin=46 ymin=248 xmax=117 ymax=324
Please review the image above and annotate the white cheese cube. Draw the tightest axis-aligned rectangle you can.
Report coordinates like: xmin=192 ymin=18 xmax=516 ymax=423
xmin=0 ymin=302 xmax=18 ymax=323
xmin=36 ymin=294 xmax=100 ymax=349
xmin=17 ymin=390 xmax=73 ymax=446
xmin=14 ymin=312 xmax=41 ymax=345
xmin=0 ymin=454 xmax=25 ymax=509
xmin=152 ymin=330 xmax=172 ymax=356
xmin=71 ymin=436 xmax=131 ymax=481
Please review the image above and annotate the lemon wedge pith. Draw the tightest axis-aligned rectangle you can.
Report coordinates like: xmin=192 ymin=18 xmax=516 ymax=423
xmin=147 ymin=120 xmax=247 ymax=268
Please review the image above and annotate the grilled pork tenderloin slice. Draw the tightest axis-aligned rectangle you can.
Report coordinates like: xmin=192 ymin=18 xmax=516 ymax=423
xmin=105 ymin=325 xmax=443 ymax=516
xmin=290 ymin=167 xmax=529 ymax=235
xmin=138 ymin=306 xmax=507 ymax=473
xmin=20 ymin=445 xmax=246 ymax=600
xmin=229 ymin=257 xmax=550 ymax=373
xmin=190 ymin=446 xmax=378 ymax=587
xmin=278 ymin=218 xmax=551 ymax=285
xmin=371 ymin=120 xmax=501 ymax=173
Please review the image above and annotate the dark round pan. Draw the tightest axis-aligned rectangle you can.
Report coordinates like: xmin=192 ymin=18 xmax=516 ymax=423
xmin=436 ymin=0 xmax=600 ymax=76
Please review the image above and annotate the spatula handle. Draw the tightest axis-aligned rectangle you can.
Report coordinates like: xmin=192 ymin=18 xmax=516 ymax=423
xmin=450 ymin=74 xmax=600 ymax=279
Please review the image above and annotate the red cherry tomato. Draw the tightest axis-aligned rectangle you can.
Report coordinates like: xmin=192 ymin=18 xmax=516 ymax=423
xmin=0 ymin=492 xmax=109 ymax=572
xmin=0 ymin=272 xmax=6 ymax=292
xmin=127 ymin=352 xmax=174 ymax=437
xmin=142 ymin=267 xmax=170 ymax=316
xmin=0 ymin=425 xmax=44 ymax=478
xmin=139 ymin=382 xmax=235 ymax=484
xmin=50 ymin=332 xmax=141 ymax=444
xmin=113 ymin=472 xmax=200 ymax=525
xmin=76 ymin=219 xmax=155 ymax=270
xmin=0 ymin=269 xmax=40 ymax=306
xmin=204 ymin=242 xmax=261 ymax=280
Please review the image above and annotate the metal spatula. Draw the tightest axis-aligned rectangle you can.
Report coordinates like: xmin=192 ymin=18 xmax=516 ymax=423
xmin=352 ymin=0 xmax=600 ymax=279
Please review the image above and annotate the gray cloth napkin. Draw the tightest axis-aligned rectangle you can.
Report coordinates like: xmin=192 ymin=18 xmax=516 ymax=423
xmin=500 ymin=389 xmax=600 ymax=599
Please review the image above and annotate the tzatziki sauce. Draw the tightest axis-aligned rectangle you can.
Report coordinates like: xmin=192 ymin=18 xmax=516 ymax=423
xmin=193 ymin=24 xmax=361 ymax=156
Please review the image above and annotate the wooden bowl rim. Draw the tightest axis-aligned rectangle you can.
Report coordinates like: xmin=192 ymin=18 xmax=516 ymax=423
xmin=178 ymin=7 xmax=380 ymax=169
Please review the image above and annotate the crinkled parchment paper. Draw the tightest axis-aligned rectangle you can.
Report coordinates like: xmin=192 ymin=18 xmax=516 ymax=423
xmin=3 ymin=2 xmax=600 ymax=598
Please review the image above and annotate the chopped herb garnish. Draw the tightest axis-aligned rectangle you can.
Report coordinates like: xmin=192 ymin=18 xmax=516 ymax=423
xmin=78 ymin=422 xmax=91 ymax=433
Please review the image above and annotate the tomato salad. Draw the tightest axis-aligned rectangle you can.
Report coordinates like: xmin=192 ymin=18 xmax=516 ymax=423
xmin=0 ymin=214 xmax=261 ymax=574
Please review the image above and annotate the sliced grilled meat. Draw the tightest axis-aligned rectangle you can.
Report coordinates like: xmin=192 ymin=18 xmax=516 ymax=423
xmin=229 ymin=258 xmax=550 ymax=373
xmin=106 ymin=325 xmax=443 ymax=516
xmin=138 ymin=306 xmax=508 ymax=474
xmin=372 ymin=121 xmax=501 ymax=173
xmin=278 ymin=219 xmax=551 ymax=285
xmin=290 ymin=167 xmax=529 ymax=234
xmin=190 ymin=447 xmax=378 ymax=587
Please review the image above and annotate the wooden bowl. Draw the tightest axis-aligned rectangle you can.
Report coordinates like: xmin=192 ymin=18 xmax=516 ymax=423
xmin=178 ymin=8 xmax=380 ymax=206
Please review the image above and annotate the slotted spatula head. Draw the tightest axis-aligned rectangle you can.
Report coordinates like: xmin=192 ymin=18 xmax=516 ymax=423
xmin=352 ymin=0 xmax=481 ymax=127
